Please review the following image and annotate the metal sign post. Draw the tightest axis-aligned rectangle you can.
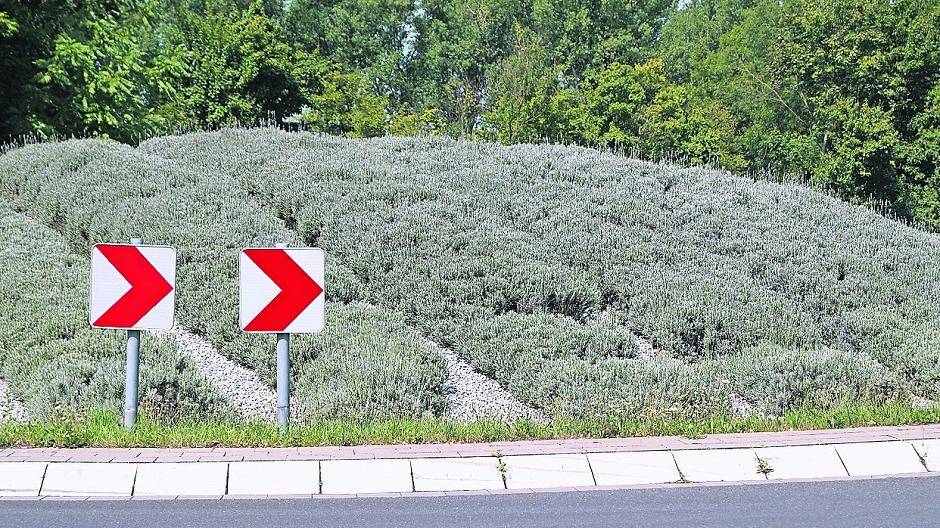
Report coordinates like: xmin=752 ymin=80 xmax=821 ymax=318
xmin=89 ymin=237 xmax=177 ymax=431
xmin=124 ymin=332 xmax=141 ymax=429
xmin=239 ymin=242 xmax=325 ymax=433
xmin=123 ymin=237 xmax=143 ymax=431
xmin=276 ymin=331 xmax=290 ymax=431
xmin=275 ymin=242 xmax=290 ymax=432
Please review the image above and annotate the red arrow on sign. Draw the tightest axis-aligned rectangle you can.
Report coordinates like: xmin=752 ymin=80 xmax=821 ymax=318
xmin=243 ymin=249 xmax=324 ymax=332
xmin=93 ymin=245 xmax=174 ymax=328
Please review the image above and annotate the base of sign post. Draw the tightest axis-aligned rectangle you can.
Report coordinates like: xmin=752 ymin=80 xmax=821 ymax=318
xmin=124 ymin=329 xmax=141 ymax=430
xmin=276 ymin=332 xmax=290 ymax=432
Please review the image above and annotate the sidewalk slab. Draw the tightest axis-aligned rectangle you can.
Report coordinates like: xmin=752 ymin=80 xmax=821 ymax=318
xmin=587 ymin=451 xmax=681 ymax=486
xmin=0 ymin=462 xmax=47 ymax=496
xmin=755 ymin=445 xmax=848 ymax=480
xmin=41 ymin=463 xmax=137 ymax=496
xmin=503 ymin=454 xmax=594 ymax=489
xmin=835 ymin=441 xmax=927 ymax=476
xmin=911 ymin=439 xmax=940 ymax=471
xmin=672 ymin=448 xmax=764 ymax=482
xmin=228 ymin=461 xmax=319 ymax=495
xmin=411 ymin=457 xmax=504 ymax=492
xmin=321 ymin=459 xmax=412 ymax=495
xmin=134 ymin=463 xmax=228 ymax=496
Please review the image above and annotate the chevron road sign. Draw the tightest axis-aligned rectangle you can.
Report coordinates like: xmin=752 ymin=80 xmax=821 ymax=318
xmin=89 ymin=239 xmax=177 ymax=431
xmin=89 ymin=243 xmax=176 ymax=330
xmin=239 ymin=245 xmax=324 ymax=432
xmin=239 ymin=247 xmax=325 ymax=333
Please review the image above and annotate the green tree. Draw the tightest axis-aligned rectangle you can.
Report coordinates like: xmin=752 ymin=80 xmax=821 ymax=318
xmin=579 ymin=59 xmax=665 ymax=145
xmin=0 ymin=10 xmax=17 ymax=37
xmin=389 ymin=106 xmax=446 ymax=136
xmin=776 ymin=0 xmax=940 ymax=220
xmin=530 ymin=0 xmax=672 ymax=79
xmin=407 ymin=0 xmax=528 ymax=135
xmin=657 ymin=0 xmax=757 ymax=83
xmin=481 ymin=25 xmax=561 ymax=143
xmin=572 ymin=58 xmax=741 ymax=166
xmin=642 ymin=82 xmax=743 ymax=169
xmin=659 ymin=0 xmax=940 ymax=227
xmin=288 ymin=54 xmax=390 ymax=137
xmin=282 ymin=0 xmax=414 ymax=102
xmin=178 ymin=2 xmax=305 ymax=128
xmin=902 ymin=84 xmax=940 ymax=226
xmin=1 ymin=1 xmax=184 ymax=142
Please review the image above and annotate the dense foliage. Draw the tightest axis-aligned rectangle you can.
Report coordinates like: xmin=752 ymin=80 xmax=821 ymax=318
xmin=0 ymin=202 xmax=230 ymax=419
xmin=0 ymin=136 xmax=447 ymax=422
xmin=2 ymin=0 xmax=937 ymax=227
xmin=2 ymin=129 xmax=939 ymax=420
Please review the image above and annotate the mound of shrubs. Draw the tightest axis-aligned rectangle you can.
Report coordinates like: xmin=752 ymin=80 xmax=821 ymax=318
xmin=0 ymin=138 xmax=447 ymax=422
xmin=3 ymin=128 xmax=940 ymax=420
xmin=0 ymin=204 xmax=231 ymax=420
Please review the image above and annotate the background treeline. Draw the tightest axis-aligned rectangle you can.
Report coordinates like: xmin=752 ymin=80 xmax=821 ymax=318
xmin=1 ymin=0 xmax=939 ymax=228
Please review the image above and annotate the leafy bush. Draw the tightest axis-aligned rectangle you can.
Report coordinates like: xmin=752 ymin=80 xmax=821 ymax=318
xmin=0 ymin=204 xmax=230 ymax=420
xmin=3 ymin=128 xmax=940 ymax=420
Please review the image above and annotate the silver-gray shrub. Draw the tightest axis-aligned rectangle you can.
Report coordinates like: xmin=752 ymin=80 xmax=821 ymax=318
xmin=0 ymin=137 xmax=447 ymax=422
xmin=3 ymin=128 xmax=940 ymax=420
xmin=292 ymin=303 xmax=445 ymax=422
xmin=0 ymin=204 xmax=231 ymax=420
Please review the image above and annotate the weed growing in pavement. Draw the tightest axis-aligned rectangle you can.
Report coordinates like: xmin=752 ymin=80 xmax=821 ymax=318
xmin=493 ymin=451 xmax=508 ymax=486
xmin=756 ymin=456 xmax=774 ymax=476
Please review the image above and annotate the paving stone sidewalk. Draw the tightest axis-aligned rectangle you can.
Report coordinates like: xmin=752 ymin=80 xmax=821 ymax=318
xmin=1 ymin=424 xmax=938 ymax=499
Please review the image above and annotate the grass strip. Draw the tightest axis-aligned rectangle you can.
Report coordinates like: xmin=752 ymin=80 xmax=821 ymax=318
xmin=1 ymin=402 xmax=938 ymax=448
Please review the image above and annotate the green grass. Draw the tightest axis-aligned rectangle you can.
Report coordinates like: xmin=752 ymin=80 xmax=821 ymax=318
xmin=2 ymin=402 xmax=938 ymax=448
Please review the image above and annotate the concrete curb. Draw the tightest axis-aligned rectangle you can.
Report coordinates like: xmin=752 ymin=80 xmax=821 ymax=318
xmin=1 ymin=424 xmax=938 ymax=499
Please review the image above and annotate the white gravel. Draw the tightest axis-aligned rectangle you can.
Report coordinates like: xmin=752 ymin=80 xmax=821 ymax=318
xmin=161 ymin=318 xmax=541 ymax=424
xmin=158 ymin=325 xmax=278 ymax=422
xmin=420 ymin=337 xmax=543 ymax=423
xmin=911 ymin=394 xmax=936 ymax=409
xmin=0 ymin=377 xmax=27 ymax=423
xmin=634 ymin=334 xmax=657 ymax=360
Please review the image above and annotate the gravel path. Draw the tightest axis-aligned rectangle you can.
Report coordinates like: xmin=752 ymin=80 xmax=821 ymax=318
xmin=420 ymin=337 xmax=543 ymax=423
xmin=158 ymin=325 xmax=278 ymax=422
xmin=0 ymin=377 xmax=27 ymax=422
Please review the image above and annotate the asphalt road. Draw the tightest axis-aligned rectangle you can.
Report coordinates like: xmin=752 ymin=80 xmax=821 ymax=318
xmin=4 ymin=476 xmax=938 ymax=528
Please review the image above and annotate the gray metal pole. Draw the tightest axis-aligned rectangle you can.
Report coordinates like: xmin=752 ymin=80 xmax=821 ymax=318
xmin=275 ymin=242 xmax=290 ymax=432
xmin=123 ymin=236 xmax=143 ymax=430
xmin=276 ymin=332 xmax=290 ymax=432
xmin=124 ymin=330 xmax=141 ymax=430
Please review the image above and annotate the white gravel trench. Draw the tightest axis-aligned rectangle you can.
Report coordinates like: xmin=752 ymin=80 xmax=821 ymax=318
xmin=157 ymin=325 xmax=279 ymax=422
xmin=0 ymin=322 xmax=540 ymax=425
xmin=421 ymin=337 xmax=542 ymax=423
xmin=0 ymin=378 xmax=27 ymax=423
xmin=160 ymin=323 xmax=539 ymax=423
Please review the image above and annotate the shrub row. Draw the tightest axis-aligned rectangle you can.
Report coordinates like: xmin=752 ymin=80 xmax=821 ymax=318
xmin=0 ymin=138 xmax=447 ymax=421
xmin=0 ymin=204 xmax=231 ymax=420
xmin=149 ymin=129 xmax=938 ymax=416
xmin=3 ymin=129 xmax=939 ymax=419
